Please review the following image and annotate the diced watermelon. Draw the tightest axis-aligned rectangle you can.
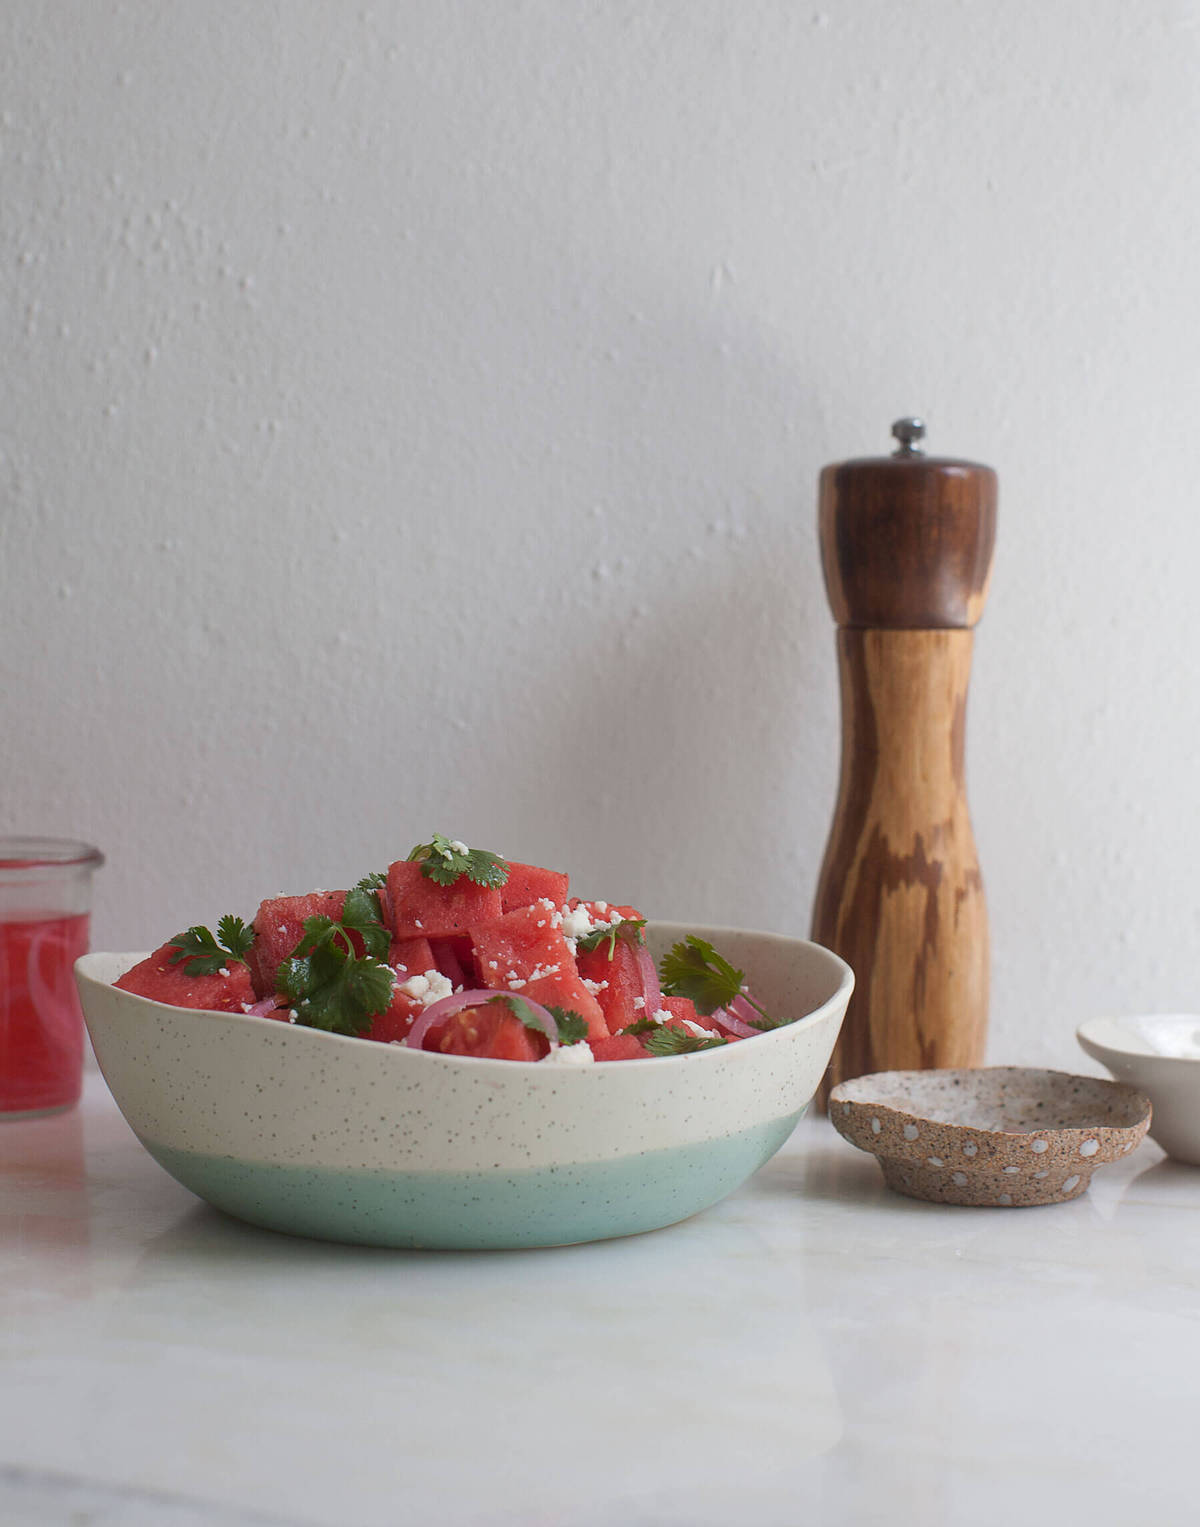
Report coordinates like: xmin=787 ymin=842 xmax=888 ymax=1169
xmin=115 ymin=942 xmax=256 ymax=1012
xmin=433 ymin=1002 xmax=548 ymax=1061
xmin=430 ymin=936 xmax=474 ymax=989
xmin=567 ymin=898 xmax=645 ymax=924
xmin=589 ymin=1034 xmax=647 ymax=1061
xmin=386 ymin=860 xmax=503 ymax=940
xmin=363 ymin=990 xmax=422 ymax=1045
xmin=470 ymin=903 xmax=609 ymax=1042
xmin=389 ymin=936 xmax=435 ymax=978
xmin=358 ymin=936 xmax=437 ymax=1045
xmin=660 ymin=995 xmax=724 ymax=1034
xmin=502 ymin=862 xmax=569 ymax=913
xmin=246 ymin=891 xmax=349 ymax=998
xmin=656 ymin=995 xmax=741 ymax=1042
xmin=576 ymin=938 xmax=644 ymax=1034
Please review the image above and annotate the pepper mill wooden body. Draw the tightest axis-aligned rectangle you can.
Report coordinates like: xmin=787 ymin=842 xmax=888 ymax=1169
xmin=812 ymin=418 xmax=997 ymax=1105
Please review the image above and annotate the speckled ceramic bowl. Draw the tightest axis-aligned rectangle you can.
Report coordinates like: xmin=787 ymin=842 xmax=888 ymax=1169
xmin=76 ymin=923 xmax=852 ymax=1250
xmin=1078 ymin=1015 xmax=1200 ymax=1165
xmin=829 ymin=1067 xmax=1151 ymax=1207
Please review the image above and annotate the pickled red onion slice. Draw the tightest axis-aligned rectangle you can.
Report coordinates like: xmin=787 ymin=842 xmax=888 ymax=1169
xmin=246 ymin=997 xmax=282 ymax=1017
xmin=730 ymin=993 xmax=769 ymax=1031
xmin=405 ymin=988 xmax=563 ymax=1053
xmin=634 ymin=944 xmax=663 ymax=1022
xmin=712 ymin=1005 xmax=759 ymax=1039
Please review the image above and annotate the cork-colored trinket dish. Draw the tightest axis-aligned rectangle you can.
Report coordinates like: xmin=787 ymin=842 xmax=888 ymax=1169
xmin=829 ymin=1067 xmax=1151 ymax=1206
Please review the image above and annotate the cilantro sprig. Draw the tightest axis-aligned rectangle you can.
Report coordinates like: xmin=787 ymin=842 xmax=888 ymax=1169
xmin=620 ymin=1012 xmax=728 ymax=1053
xmin=407 ymin=834 xmax=509 ymax=889
xmin=659 ymin=935 xmax=778 ymax=1029
xmin=642 ymin=1025 xmax=728 ymax=1056
xmin=544 ymin=1005 xmax=589 ymax=1045
xmin=168 ymin=915 xmax=254 ymax=976
xmin=575 ymin=918 xmax=647 ymax=958
xmin=276 ymin=895 xmax=393 ymax=1037
xmin=346 ymin=873 xmax=389 ymax=930
xmin=497 ymin=996 xmax=588 ymax=1046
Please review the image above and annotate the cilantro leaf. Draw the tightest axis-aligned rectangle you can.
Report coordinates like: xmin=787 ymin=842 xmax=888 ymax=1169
xmin=642 ymin=1025 xmax=728 ymax=1056
xmin=575 ymin=918 xmax=647 ymax=958
xmin=216 ymin=915 xmax=254 ymax=961
xmin=168 ymin=919 xmax=253 ymax=976
xmin=659 ymin=935 xmax=777 ymax=1027
xmin=340 ymin=885 xmax=390 ymax=958
xmin=276 ymin=951 xmax=315 ymax=1004
xmin=620 ymin=1018 xmax=657 ymax=1036
xmin=545 ymin=1006 xmax=589 ymax=1045
xmin=407 ymin=833 xmax=509 ymax=889
xmin=277 ymin=913 xmax=394 ymax=1037
xmin=487 ymin=996 xmax=588 ymax=1046
xmin=293 ymin=958 xmax=395 ymax=1034
xmin=355 ymin=872 xmax=387 ymax=891
xmin=658 ymin=935 xmax=742 ymax=1013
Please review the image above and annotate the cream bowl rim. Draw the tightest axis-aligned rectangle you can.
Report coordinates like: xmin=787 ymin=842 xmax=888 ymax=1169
xmin=76 ymin=920 xmax=854 ymax=1077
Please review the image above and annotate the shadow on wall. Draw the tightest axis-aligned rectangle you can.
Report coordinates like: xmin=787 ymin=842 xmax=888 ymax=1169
xmin=518 ymin=282 xmax=837 ymax=930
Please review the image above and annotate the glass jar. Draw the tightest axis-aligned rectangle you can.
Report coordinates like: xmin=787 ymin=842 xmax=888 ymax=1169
xmin=0 ymin=839 xmax=104 ymax=1116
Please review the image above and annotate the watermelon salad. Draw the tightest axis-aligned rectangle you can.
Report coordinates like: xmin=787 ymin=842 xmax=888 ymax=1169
xmin=113 ymin=835 xmax=788 ymax=1063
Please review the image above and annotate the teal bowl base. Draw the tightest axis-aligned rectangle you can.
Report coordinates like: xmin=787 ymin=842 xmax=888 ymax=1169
xmin=139 ymin=1112 xmax=802 ymax=1250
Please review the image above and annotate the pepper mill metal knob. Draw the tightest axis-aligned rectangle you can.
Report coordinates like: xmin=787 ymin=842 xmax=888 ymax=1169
xmin=811 ymin=419 xmax=997 ymax=1104
xmin=891 ymin=416 xmax=926 ymax=456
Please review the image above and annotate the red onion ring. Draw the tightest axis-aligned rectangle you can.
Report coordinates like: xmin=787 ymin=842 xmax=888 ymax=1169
xmin=405 ymin=987 xmax=563 ymax=1053
xmin=634 ymin=944 xmax=663 ymax=1022
xmin=246 ymin=996 xmax=282 ymax=1018
xmin=712 ymin=1005 xmax=759 ymax=1039
xmin=730 ymin=993 xmax=769 ymax=1031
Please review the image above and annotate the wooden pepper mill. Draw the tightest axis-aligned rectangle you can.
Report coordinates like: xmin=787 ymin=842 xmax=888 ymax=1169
xmin=812 ymin=417 xmax=997 ymax=1105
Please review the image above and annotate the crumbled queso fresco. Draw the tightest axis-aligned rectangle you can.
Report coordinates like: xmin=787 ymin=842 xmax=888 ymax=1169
xmin=395 ymin=969 xmax=455 ymax=1007
xmin=557 ymin=899 xmax=625 ymax=951
xmin=541 ymin=1040 xmax=595 ymax=1066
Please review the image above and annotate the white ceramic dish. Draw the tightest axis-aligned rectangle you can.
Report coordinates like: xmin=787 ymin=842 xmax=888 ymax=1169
xmin=1077 ymin=1014 xmax=1200 ymax=1165
xmin=76 ymin=922 xmax=852 ymax=1249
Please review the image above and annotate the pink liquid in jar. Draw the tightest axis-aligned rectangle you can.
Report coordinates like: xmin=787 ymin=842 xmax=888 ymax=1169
xmin=0 ymin=912 xmax=91 ymax=1113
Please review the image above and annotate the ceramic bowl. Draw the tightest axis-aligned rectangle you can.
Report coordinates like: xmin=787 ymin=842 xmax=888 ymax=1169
xmin=1077 ymin=1015 xmax=1200 ymax=1165
xmin=75 ymin=922 xmax=852 ymax=1250
xmin=829 ymin=1066 xmax=1151 ymax=1206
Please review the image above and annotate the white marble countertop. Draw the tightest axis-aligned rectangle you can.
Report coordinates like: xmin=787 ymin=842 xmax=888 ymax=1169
xmin=3 ymin=1073 xmax=1197 ymax=1527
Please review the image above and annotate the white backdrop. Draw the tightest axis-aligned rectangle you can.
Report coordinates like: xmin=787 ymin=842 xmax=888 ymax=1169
xmin=4 ymin=1 xmax=1199 ymax=1070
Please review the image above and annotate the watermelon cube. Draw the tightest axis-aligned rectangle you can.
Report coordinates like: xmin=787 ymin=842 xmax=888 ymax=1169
xmin=566 ymin=897 xmax=646 ymax=924
xmin=589 ymin=1034 xmax=648 ymax=1062
xmin=435 ymin=1002 xmax=548 ymax=1061
xmin=361 ymin=936 xmax=438 ymax=1045
xmin=115 ymin=942 xmax=256 ymax=1013
xmin=386 ymin=860 xmax=502 ymax=940
xmin=501 ymin=861 xmax=569 ymax=913
xmin=363 ymin=987 xmax=423 ymax=1045
xmin=429 ymin=936 xmax=475 ymax=989
xmin=469 ymin=902 xmax=609 ymax=1042
xmin=388 ymin=936 xmax=435 ymax=978
xmin=576 ymin=938 xmax=644 ymax=1034
xmin=246 ymin=891 xmax=349 ymax=998
xmin=660 ymin=995 xmax=726 ymax=1035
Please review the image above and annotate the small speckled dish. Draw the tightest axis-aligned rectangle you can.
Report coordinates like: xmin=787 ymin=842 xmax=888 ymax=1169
xmin=1078 ymin=1015 xmax=1200 ymax=1166
xmin=75 ymin=923 xmax=852 ymax=1250
xmin=829 ymin=1067 xmax=1151 ymax=1206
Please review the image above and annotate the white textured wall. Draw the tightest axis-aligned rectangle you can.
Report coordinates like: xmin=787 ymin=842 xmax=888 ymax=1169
xmin=5 ymin=1 xmax=1200 ymax=1069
